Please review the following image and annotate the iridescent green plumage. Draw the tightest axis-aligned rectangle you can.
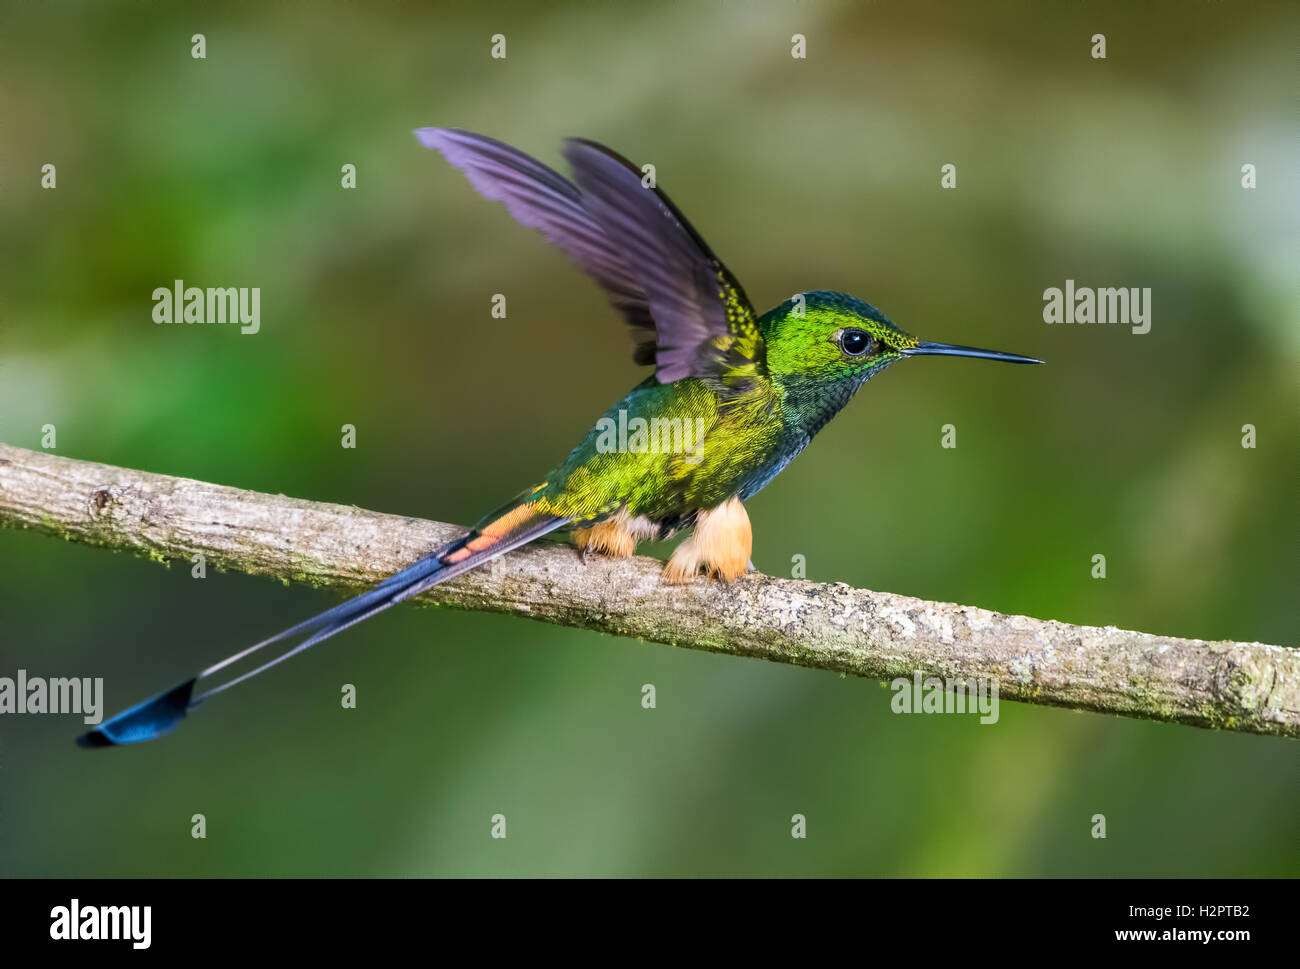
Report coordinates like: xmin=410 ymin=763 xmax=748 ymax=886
xmin=82 ymin=130 xmax=1042 ymax=746
xmin=416 ymin=128 xmax=1042 ymax=578
xmin=529 ymin=292 xmax=924 ymax=533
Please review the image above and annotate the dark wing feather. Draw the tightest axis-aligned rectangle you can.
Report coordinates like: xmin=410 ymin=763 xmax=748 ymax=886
xmin=417 ymin=127 xmax=657 ymax=362
xmin=562 ymin=138 xmax=762 ymax=386
xmin=417 ymin=128 xmax=762 ymax=387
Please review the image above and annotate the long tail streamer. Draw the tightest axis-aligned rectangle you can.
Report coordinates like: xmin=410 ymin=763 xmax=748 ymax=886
xmin=80 ymin=505 xmax=569 ymax=746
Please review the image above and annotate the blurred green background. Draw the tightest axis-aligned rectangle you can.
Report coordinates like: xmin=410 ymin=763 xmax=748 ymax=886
xmin=1 ymin=0 xmax=1296 ymax=876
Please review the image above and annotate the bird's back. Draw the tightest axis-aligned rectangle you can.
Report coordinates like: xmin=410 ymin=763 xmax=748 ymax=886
xmin=530 ymin=373 xmax=794 ymax=530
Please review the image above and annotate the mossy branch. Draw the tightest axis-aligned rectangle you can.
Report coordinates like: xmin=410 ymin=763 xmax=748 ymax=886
xmin=0 ymin=443 xmax=1295 ymax=737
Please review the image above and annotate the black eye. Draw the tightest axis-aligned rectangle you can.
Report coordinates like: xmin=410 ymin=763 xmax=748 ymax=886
xmin=840 ymin=328 xmax=873 ymax=356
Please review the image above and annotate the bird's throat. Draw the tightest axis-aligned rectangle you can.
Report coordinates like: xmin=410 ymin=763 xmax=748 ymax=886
xmin=778 ymin=370 xmax=876 ymax=439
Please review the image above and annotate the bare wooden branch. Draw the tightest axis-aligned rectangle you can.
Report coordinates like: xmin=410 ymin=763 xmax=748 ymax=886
xmin=0 ymin=443 xmax=1295 ymax=737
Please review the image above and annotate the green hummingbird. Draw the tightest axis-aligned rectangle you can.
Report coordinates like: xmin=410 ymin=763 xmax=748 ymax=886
xmin=81 ymin=128 xmax=1042 ymax=747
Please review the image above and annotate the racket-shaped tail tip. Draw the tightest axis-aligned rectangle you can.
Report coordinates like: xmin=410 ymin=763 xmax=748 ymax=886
xmin=77 ymin=678 xmax=198 ymax=748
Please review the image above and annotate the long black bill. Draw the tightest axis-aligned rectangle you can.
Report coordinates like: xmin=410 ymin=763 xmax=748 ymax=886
xmin=903 ymin=341 xmax=1043 ymax=365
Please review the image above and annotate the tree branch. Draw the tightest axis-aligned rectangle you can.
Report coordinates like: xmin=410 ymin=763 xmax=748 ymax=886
xmin=0 ymin=443 xmax=1294 ymax=737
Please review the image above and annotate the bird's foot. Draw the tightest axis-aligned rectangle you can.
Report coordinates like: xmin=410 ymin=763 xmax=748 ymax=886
xmin=663 ymin=497 xmax=752 ymax=583
xmin=572 ymin=512 xmax=639 ymax=561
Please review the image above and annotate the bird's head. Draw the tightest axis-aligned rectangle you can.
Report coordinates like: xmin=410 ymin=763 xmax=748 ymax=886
xmin=760 ymin=291 xmax=1041 ymax=432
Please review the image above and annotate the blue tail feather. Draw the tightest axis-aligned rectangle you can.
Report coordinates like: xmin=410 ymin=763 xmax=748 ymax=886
xmin=79 ymin=513 xmax=568 ymax=747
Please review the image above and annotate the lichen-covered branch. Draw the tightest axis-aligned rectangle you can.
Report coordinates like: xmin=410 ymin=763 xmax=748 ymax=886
xmin=0 ymin=443 xmax=1295 ymax=737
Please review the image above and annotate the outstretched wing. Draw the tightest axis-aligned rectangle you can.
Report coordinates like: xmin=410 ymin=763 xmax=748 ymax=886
xmin=417 ymin=127 xmax=658 ymax=364
xmin=417 ymin=127 xmax=763 ymax=389
xmin=560 ymin=138 xmax=762 ymax=387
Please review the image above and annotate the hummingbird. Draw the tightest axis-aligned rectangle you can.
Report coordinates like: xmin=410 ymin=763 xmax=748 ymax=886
xmin=81 ymin=128 xmax=1042 ymax=747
